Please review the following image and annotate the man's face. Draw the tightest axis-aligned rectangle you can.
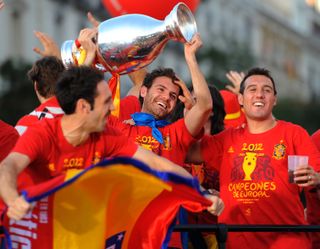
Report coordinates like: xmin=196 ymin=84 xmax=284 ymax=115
xmin=89 ymin=80 xmax=115 ymax=132
xmin=140 ymin=76 xmax=180 ymax=119
xmin=238 ymin=75 xmax=277 ymax=122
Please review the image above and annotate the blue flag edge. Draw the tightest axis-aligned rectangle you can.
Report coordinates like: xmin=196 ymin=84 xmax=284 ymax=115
xmin=22 ymin=156 xmax=203 ymax=203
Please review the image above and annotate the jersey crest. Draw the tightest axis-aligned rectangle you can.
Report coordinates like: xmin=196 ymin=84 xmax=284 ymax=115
xmin=272 ymin=140 xmax=286 ymax=160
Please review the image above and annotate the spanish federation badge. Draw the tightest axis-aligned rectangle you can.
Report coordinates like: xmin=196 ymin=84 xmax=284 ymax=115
xmin=272 ymin=140 xmax=286 ymax=160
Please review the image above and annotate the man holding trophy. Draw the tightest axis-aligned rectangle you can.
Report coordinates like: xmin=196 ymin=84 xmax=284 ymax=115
xmin=70 ymin=4 xmax=211 ymax=167
xmin=60 ymin=4 xmax=219 ymax=248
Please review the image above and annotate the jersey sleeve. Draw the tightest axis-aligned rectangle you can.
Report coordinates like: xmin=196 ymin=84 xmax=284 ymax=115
xmin=12 ymin=123 xmax=48 ymax=163
xmin=0 ymin=121 xmax=19 ymax=161
xmin=15 ymin=115 xmax=31 ymax=135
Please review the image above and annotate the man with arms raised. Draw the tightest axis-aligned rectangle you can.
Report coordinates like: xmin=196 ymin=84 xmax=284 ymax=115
xmin=108 ymin=34 xmax=212 ymax=169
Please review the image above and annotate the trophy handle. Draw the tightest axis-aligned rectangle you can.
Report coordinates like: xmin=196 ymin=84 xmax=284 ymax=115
xmin=61 ymin=40 xmax=76 ymax=68
xmin=61 ymin=40 xmax=106 ymax=71
xmin=164 ymin=2 xmax=197 ymax=43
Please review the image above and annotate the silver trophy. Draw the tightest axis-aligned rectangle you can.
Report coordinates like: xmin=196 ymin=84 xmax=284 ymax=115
xmin=61 ymin=2 xmax=197 ymax=74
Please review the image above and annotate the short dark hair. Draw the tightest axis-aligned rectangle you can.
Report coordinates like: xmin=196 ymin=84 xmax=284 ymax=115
xmin=28 ymin=56 xmax=65 ymax=98
xmin=239 ymin=67 xmax=277 ymax=95
xmin=55 ymin=66 xmax=104 ymax=114
xmin=139 ymin=67 xmax=182 ymax=105
xmin=209 ymin=86 xmax=226 ymax=134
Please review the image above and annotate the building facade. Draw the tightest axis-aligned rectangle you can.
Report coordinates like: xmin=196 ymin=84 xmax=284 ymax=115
xmin=193 ymin=0 xmax=320 ymax=101
xmin=0 ymin=0 xmax=319 ymax=101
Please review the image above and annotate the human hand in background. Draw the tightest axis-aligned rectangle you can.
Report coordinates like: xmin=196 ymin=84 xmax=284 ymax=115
xmin=0 ymin=1 xmax=4 ymax=11
xmin=87 ymin=12 xmax=100 ymax=28
xmin=33 ymin=31 xmax=61 ymax=59
xmin=174 ymin=77 xmax=195 ymax=111
xmin=225 ymin=70 xmax=245 ymax=94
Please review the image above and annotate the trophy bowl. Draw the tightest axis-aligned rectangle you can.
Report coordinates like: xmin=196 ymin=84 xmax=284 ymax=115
xmin=61 ymin=2 xmax=197 ymax=75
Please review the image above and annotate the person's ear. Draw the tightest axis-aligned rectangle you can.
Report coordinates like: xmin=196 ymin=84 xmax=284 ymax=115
xmin=76 ymin=99 xmax=91 ymax=113
xmin=34 ymin=81 xmax=38 ymax=92
xmin=273 ymin=95 xmax=277 ymax=106
xmin=140 ymin=86 xmax=148 ymax=98
xmin=238 ymin=93 xmax=244 ymax=106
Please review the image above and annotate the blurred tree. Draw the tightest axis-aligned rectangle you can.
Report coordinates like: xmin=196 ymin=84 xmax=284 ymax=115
xmin=197 ymin=42 xmax=320 ymax=134
xmin=274 ymin=100 xmax=320 ymax=135
xmin=198 ymin=40 xmax=255 ymax=89
xmin=0 ymin=59 xmax=36 ymax=126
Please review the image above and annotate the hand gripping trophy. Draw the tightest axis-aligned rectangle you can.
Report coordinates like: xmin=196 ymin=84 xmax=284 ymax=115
xmin=60 ymin=2 xmax=197 ymax=75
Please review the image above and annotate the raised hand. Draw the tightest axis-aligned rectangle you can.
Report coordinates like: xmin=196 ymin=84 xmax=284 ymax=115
xmin=174 ymin=77 xmax=195 ymax=110
xmin=87 ymin=12 xmax=100 ymax=28
xmin=77 ymin=28 xmax=98 ymax=66
xmin=0 ymin=1 xmax=4 ymax=11
xmin=225 ymin=70 xmax=245 ymax=94
xmin=33 ymin=31 xmax=61 ymax=59
xmin=184 ymin=33 xmax=203 ymax=63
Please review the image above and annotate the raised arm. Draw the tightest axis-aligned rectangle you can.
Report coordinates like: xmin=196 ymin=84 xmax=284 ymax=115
xmin=0 ymin=152 xmax=32 ymax=220
xmin=183 ymin=33 xmax=212 ymax=137
xmin=127 ymin=68 xmax=148 ymax=97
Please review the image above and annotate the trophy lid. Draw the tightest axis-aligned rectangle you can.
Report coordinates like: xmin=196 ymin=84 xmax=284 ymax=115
xmin=165 ymin=2 xmax=197 ymax=43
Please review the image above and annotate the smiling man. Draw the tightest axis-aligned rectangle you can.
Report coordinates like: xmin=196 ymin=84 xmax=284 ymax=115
xmin=108 ymin=34 xmax=212 ymax=168
xmin=188 ymin=67 xmax=320 ymax=249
